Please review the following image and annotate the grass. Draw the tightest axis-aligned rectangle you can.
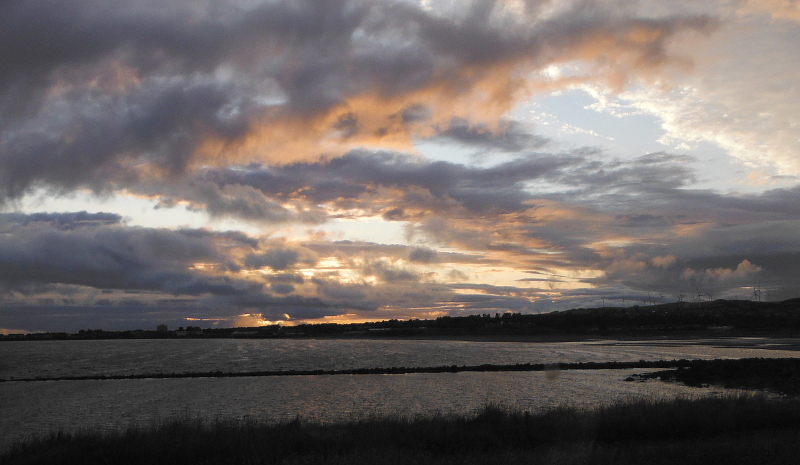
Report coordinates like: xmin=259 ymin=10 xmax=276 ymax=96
xmin=4 ymin=394 xmax=800 ymax=464
xmin=633 ymin=357 xmax=800 ymax=396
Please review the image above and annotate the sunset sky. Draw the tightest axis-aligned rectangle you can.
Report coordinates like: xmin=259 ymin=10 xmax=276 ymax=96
xmin=2 ymin=0 xmax=800 ymax=333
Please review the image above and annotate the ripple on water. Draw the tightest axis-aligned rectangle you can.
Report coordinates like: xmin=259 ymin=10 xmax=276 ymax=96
xmin=2 ymin=337 xmax=796 ymax=452
xmin=0 ymin=369 xmax=754 ymax=452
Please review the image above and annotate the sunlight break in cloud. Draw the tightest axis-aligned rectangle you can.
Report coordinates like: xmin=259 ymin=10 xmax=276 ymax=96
xmin=0 ymin=0 xmax=715 ymax=202
xmin=584 ymin=3 xmax=800 ymax=176
xmin=3 ymin=0 xmax=800 ymax=331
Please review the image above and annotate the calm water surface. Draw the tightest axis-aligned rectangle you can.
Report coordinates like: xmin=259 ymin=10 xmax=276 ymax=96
xmin=1 ymin=337 xmax=798 ymax=452
xmin=3 ymin=336 xmax=799 ymax=379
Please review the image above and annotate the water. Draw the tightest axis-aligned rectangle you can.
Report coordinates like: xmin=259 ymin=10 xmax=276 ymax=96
xmin=1 ymin=336 xmax=798 ymax=452
xmin=3 ymin=336 xmax=798 ymax=380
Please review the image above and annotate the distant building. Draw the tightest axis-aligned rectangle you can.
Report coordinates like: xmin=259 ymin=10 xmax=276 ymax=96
xmin=157 ymin=324 xmax=168 ymax=332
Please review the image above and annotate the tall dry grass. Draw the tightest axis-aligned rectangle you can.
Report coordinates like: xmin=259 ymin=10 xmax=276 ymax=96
xmin=3 ymin=394 xmax=800 ymax=464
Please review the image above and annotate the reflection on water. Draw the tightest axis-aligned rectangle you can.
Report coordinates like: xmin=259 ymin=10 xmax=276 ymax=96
xmin=0 ymin=370 xmax=747 ymax=452
xmin=1 ymin=337 xmax=797 ymax=452
xmin=2 ymin=337 xmax=799 ymax=380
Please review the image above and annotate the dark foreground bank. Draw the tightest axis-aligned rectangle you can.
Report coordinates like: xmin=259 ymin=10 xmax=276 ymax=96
xmin=632 ymin=357 xmax=800 ymax=396
xmin=4 ymin=395 xmax=800 ymax=465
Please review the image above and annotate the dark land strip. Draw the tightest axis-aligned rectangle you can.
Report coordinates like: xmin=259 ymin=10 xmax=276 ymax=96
xmin=0 ymin=359 xmax=693 ymax=382
xmin=631 ymin=357 xmax=800 ymax=396
xmin=5 ymin=358 xmax=800 ymax=389
xmin=6 ymin=298 xmax=800 ymax=343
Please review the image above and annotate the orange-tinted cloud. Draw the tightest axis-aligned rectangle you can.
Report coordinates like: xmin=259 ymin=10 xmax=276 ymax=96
xmin=737 ymin=0 xmax=800 ymax=21
xmin=0 ymin=0 xmax=717 ymax=201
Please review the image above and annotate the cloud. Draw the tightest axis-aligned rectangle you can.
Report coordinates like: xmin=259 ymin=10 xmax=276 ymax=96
xmin=652 ymin=255 xmax=676 ymax=268
xmin=737 ymin=0 xmax=800 ymax=22
xmin=168 ymin=148 xmax=586 ymax=222
xmin=362 ymin=258 xmax=421 ymax=283
xmin=0 ymin=216 xmax=261 ymax=296
xmin=4 ymin=1 xmax=800 ymax=331
xmin=0 ymin=0 xmax=715 ymax=203
xmin=0 ymin=211 xmax=124 ymax=229
xmin=702 ymin=259 xmax=762 ymax=282
xmin=408 ymin=246 xmax=438 ymax=263
xmin=586 ymin=5 xmax=800 ymax=175
xmin=149 ymin=148 xmax=797 ymax=293
xmin=435 ymin=118 xmax=550 ymax=152
xmin=244 ymin=245 xmax=319 ymax=271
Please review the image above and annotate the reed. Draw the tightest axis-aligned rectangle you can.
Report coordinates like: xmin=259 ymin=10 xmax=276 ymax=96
xmin=4 ymin=394 xmax=800 ymax=464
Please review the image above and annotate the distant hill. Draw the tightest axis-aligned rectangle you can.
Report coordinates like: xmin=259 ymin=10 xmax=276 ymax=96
xmin=4 ymin=299 xmax=800 ymax=341
xmin=550 ymin=298 xmax=800 ymax=332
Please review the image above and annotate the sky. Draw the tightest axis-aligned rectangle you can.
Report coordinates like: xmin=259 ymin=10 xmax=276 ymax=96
xmin=2 ymin=0 xmax=800 ymax=333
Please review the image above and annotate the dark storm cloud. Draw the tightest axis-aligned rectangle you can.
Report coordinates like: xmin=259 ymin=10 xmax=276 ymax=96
xmin=7 ymin=0 xmax=795 ymax=331
xmin=572 ymin=216 xmax=800 ymax=303
xmin=379 ymin=0 xmax=713 ymax=74
xmin=259 ymin=151 xmax=800 ymax=307
xmin=669 ymin=185 xmax=800 ymax=224
xmin=1 ymin=0 xmax=361 ymax=199
xmin=0 ymin=215 xmax=477 ymax=329
xmin=362 ymin=259 xmax=420 ymax=283
xmin=266 ymin=273 xmax=305 ymax=295
xmin=615 ymin=214 xmax=674 ymax=228
xmin=211 ymin=152 xmax=800 ymax=304
xmin=268 ymin=273 xmax=306 ymax=285
xmin=0 ymin=0 xmax=714 ymax=203
xmin=193 ymin=149 xmax=583 ymax=217
xmin=304 ymin=240 xmax=490 ymax=266
xmin=0 ymin=0 xmax=363 ymax=115
xmin=436 ymin=119 xmax=550 ymax=152
xmin=408 ymin=247 xmax=438 ymax=263
xmin=244 ymin=246 xmax=318 ymax=271
xmin=7 ymin=132 xmax=695 ymax=230
xmin=555 ymin=152 xmax=698 ymax=196
xmin=449 ymin=282 xmax=532 ymax=296
xmin=172 ymin=148 xmax=705 ymax=228
xmin=0 ymin=80 xmax=253 ymax=200
xmin=0 ymin=217 xmax=406 ymax=330
xmin=151 ymin=147 xmax=762 ymax=286
xmin=675 ymin=220 xmax=800 ymax=257
xmin=0 ymin=211 xmax=124 ymax=229
xmin=314 ymin=279 xmax=369 ymax=302
xmin=170 ymin=180 xmax=328 ymax=224
xmin=269 ymin=283 xmax=296 ymax=294
xmin=0 ymin=218 xmax=260 ymax=295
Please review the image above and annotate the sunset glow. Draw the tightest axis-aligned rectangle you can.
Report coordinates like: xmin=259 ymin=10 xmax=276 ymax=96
xmin=2 ymin=0 xmax=800 ymax=332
